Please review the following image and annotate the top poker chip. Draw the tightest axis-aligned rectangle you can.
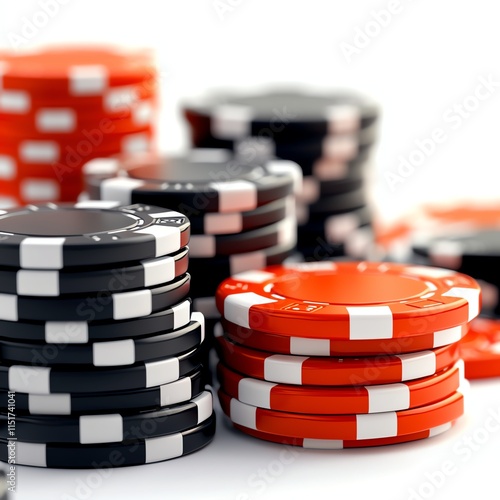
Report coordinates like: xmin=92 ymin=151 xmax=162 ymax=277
xmin=183 ymin=89 xmax=379 ymax=140
xmin=215 ymin=261 xmax=481 ymax=340
xmin=0 ymin=200 xmax=190 ymax=270
xmin=0 ymin=46 xmax=155 ymax=94
xmin=83 ymin=149 xmax=302 ymax=214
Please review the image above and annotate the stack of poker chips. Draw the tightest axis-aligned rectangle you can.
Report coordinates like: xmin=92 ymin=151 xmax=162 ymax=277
xmin=377 ymin=202 xmax=500 ymax=380
xmin=182 ymin=89 xmax=380 ymax=261
xmin=0 ymin=46 xmax=157 ymax=207
xmin=82 ymin=148 xmax=302 ymax=334
xmin=0 ymin=201 xmax=215 ymax=469
xmin=214 ymin=261 xmax=480 ymax=449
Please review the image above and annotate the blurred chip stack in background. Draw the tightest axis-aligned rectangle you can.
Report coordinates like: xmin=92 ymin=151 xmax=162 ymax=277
xmin=0 ymin=46 xmax=158 ymax=207
xmin=182 ymin=89 xmax=380 ymax=261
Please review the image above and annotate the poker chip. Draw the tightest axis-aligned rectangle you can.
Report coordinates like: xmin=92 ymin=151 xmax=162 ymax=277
xmin=216 ymin=262 xmax=481 ymax=339
xmin=218 ymin=361 xmax=463 ymax=414
xmin=1 ymin=391 xmax=213 ymax=444
xmin=304 ymin=187 xmax=367 ymax=215
xmin=83 ymin=149 xmax=301 ymax=214
xmin=0 ymin=247 xmax=189 ymax=296
xmin=0 ymin=46 xmax=158 ymax=206
xmin=1 ymin=346 xmax=202 ymax=395
xmin=3 ymin=369 xmax=208 ymax=415
xmin=232 ymin=421 xmax=454 ymax=449
xmin=218 ymin=388 xmax=465 ymax=440
xmin=0 ymin=272 xmax=190 ymax=322
xmin=0 ymin=313 xmax=205 ymax=367
xmin=0 ymin=414 xmax=216 ymax=469
xmin=0 ymin=201 xmax=190 ymax=269
xmin=0 ymin=299 xmax=193 ymax=342
xmin=215 ymin=336 xmax=459 ymax=386
xmin=459 ymin=317 xmax=500 ymax=379
xmin=220 ymin=319 xmax=469 ymax=356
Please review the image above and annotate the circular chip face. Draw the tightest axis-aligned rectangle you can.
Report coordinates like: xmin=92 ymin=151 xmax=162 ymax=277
xmin=183 ymin=89 xmax=380 ymax=141
xmin=83 ymin=150 xmax=301 ymax=214
xmin=0 ymin=347 xmax=202 ymax=394
xmin=459 ymin=317 xmax=500 ymax=379
xmin=216 ymin=262 xmax=481 ymax=339
xmin=0 ymin=46 xmax=155 ymax=92
xmin=0 ymin=313 xmax=205 ymax=367
xmin=0 ymin=273 xmax=190 ymax=322
xmin=0 ymin=415 xmax=216 ymax=468
xmin=0 ymin=391 xmax=213 ymax=444
xmin=215 ymin=336 xmax=459 ymax=385
xmin=0 ymin=299 xmax=193 ymax=343
xmin=0 ymin=201 xmax=190 ymax=269
xmin=220 ymin=319 xmax=469 ymax=356
xmin=219 ymin=388 xmax=464 ymax=440
xmin=231 ymin=421 xmax=455 ymax=449
xmin=217 ymin=362 xmax=463 ymax=414
xmin=0 ymin=247 xmax=189 ymax=296
xmin=2 ymin=370 xmax=208 ymax=415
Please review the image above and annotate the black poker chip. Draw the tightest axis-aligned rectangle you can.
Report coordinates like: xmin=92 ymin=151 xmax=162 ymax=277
xmin=0 ymin=413 xmax=216 ymax=468
xmin=304 ymin=187 xmax=367 ymax=216
xmin=0 ymin=201 xmax=190 ymax=269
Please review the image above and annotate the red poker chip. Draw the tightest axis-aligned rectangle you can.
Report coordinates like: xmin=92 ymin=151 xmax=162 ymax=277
xmin=220 ymin=318 xmax=469 ymax=356
xmin=218 ymin=388 xmax=465 ymax=440
xmin=217 ymin=361 xmax=463 ymax=414
xmin=215 ymin=335 xmax=460 ymax=386
xmin=459 ymin=317 xmax=500 ymax=379
xmin=231 ymin=421 xmax=456 ymax=448
xmin=215 ymin=262 xmax=481 ymax=340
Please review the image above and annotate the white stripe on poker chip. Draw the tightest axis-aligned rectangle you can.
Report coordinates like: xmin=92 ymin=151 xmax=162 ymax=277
xmin=429 ymin=422 xmax=453 ymax=436
xmin=290 ymin=336 xmax=330 ymax=356
xmin=160 ymin=377 xmax=192 ymax=407
xmin=20 ymin=237 xmax=66 ymax=269
xmin=172 ymin=301 xmax=192 ymax=331
xmin=191 ymin=312 xmax=206 ymax=343
xmin=325 ymin=212 xmax=362 ymax=243
xmin=366 ymin=384 xmax=410 ymax=413
xmin=19 ymin=140 xmax=59 ymax=163
xmin=136 ymin=224 xmax=182 ymax=257
xmin=146 ymin=432 xmax=183 ymax=463
xmin=21 ymin=179 xmax=60 ymax=202
xmin=46 ymin=321 xmax=89 ymax=344
xmin=82 ymin=157 xmax=120 ymax=176
xmin=93 ymin=339 xmax=135 ymax=367
xmin=433 ymin=325 xmax=463 ymax=347
xmin=193 ymin=391 xmax=213 ymax=424
xmin=442 ymin=287 xmax=480 ymax=322
xmin=143 ymin=255 xmax=176 ymax=286
xmin=9 ymin=366 xmax=51 ymax=394
xmin=0 ymin=90 xmax=30 ymax=113
xmin=398 ymin=351 xmax=436 ymax=381
xmin=264 ymin=355 xmax=306 ymax=384
xmin=266 ymin=160 xmax=303 ymax=195
xmin=224 ymin=292 xmax=277 ymax=329
xmin=29 ymin=394 xmax=71 ymax=415
xmin=356 ymin=412 xmax=398 ymax=440
xmin=209 ymin=180 xmax=257 ymax=212
xmin=36 ymin=108 xmax=76 ymax=132
xmin=230 ymin=398 xmax=257 ymax=429
xmin=101 ymin=177 xmax=144 ymax=204
xmin=132 ymin=100 xmax=154 ymax=126
xmin=204 ymin=212 xmax=243 ymax=234
xmin=299 ymin=176 xmax=320 ymax=204
xmin=121 ymin=132 xmax=150 ymax=154
xmin=346 ymin=306 xmax=393 ymax=340
xmin=238 ymin=377 xmax=276 ymax=409
xmin=69 ymin=65 xmax=108 ymax=95
xmin=104 ymin=86 xmax=139 ymax=112
xmin=112 ymin=288 xmax=153 ymax=320
xmin=17 ymin=270 xmax=60 ymax=296
xmin=193 ymin=297 xmax=219 ymax=319
xmin=211 ymin=104 xmax=253 ymax=139
xmin=188 ymin=235 xmax=216 ymax=258
xmin=79 ymin=414 xmax=123 ymax=444
xmin=0 ymin=293 xmax=18 ymax=321
xmin=0 ymin=155 xmax=16 ymax=180
xmin=278 ymin=218 xmax=296 ymax=245
xmin=323 ymin=134 xmax=358 ymax=160
xmin=16 ymin=442 xmax=47 ymax=467
xmin=146 ymin=357 xmax=180 ymax=387
xmin=326 ymin=104 xmax=361 ymax=134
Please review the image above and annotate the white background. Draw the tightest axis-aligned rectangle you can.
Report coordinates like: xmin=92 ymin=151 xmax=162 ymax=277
xmin=2 ymin=1 xmax=500 ymax=499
